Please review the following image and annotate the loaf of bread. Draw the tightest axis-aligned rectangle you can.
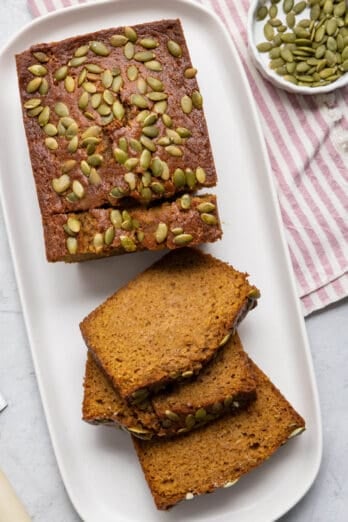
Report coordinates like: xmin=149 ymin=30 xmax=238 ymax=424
xmin=16 ymin=19 xmax=219 ymax=260
xmin=43 ymin=194 xmax=221 ymax=262
xmin=80 ymin=248 xmax=260 ymax=402
xmin=83 ymin=333 xmax=257 ymax=438
xmin=133 ymin=359 xmax=305 ymax=510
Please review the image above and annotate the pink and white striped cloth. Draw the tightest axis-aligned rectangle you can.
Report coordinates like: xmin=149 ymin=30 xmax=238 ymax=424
xmin=27 ymin=0 xmax=348 ymax=316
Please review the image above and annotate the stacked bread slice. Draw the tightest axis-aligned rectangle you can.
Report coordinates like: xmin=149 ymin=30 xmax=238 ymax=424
xmin=80 ymin=248 xmax=305 ymax=510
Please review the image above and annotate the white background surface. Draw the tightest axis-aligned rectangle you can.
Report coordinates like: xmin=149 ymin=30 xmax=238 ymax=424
xmin=0 ymin=1 xmax=347 ymax=521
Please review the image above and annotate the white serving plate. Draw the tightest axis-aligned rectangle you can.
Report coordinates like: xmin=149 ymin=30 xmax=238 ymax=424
xmin=0 ymin=0 xmax=322 ymax=521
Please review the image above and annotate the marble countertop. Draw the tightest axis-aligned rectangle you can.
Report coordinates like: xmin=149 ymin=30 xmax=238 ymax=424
xmin=0 ymin=2 xmax=347 ymax=521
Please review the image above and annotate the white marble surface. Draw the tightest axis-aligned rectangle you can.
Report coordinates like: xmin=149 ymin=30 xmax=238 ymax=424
xmin=0 ymin=2 xmax=347 ymax=521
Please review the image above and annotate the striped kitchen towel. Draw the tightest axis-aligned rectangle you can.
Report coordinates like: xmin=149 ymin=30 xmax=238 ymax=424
xmin=27 ymin=0 xmax=348 ymax=316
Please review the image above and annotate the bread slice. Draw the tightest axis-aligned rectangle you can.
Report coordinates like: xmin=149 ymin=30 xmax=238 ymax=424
xmin=43 ymin=194 xmax=222 ymax=262
xmin=80 ymin=248 xmax=260 ymax=402
xmin=133 ymin=359 xmax=305 ymax=510
xmin=83 ymin=333 xmax=257 ymax=438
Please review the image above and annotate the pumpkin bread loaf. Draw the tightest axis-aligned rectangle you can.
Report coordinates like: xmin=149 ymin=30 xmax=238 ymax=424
xmin=133 ymin=359 xmax=305 ymax=510
xmin=83 ymin=333 xmax=257 ymax=438
xmin=16 ymin=19 xmax=216 ymax=217
xmin=80 ymin=248 xmax=260 ymax=402
xmin=43 ymin=194 xmax=221 ymax=262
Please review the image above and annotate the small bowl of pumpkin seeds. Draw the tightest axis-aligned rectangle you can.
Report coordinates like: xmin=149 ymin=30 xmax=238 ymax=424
xmin=248 ymin=0 xmax=348 ymax=94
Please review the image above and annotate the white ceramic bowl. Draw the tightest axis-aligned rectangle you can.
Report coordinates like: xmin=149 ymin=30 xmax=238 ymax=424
xmin=247 ymin=0 xmax=348 ymax=94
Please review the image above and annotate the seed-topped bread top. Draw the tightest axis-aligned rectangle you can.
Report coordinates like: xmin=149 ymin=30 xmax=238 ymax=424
xmin=16 ymin=19 xmax=217 ymax=218
xmin=133 ymin=359 xmax=305 ymax=510
xmin=43 ymin=194 xmax=222 ymax=262
xmin=80 ymin=248 xmax=260 ymax=401
xmin=83 ymin=333 xmax=257 ymax=438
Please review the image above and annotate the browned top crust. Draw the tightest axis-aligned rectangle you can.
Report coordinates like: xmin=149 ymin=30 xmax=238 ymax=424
xmin=16 ymin=19 xmax=217 ymax=218
xmin=80 ymin=248 xmax=260 ymax=400
xmin=133 ymin=359 xmax=305 ymax=510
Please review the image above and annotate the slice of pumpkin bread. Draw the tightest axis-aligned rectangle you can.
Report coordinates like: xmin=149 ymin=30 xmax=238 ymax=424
xmin=83 ymin=333 xmax=257 ymax=438
xmin=80 ymin=248 xmax=260 ymax=402
xmin=133 ymin=359 xmax=305 ymax=510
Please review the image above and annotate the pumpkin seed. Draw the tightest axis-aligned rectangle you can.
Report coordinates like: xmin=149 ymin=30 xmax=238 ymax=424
xmin=124 ymin=172 xmax=137 ymax=190
xmin=192 ymin=90 xmax=203 ymax=109
xmin=97 ymin=103 xmax=111 ymax=116
xmin=66 ymin=237 xmax=78 ymax=255
xmin=33 ymin=51 xmax=49 ymax=63
xmin=162 ymin=114 xmax=173 ymax=127
xmin=184 ymin=67 xmax=197 ymax=78
xmin=286 ymin=12 xmax=296 ymax=28
xmin=185 ymin=168 xmax=196 ymax=188
xmin=142 ymin=125 xmax=159 ymax=138
xmin=124 ymin=158 xmax=138 ymax=171
xmin=181 ymin=95 xmax=192 ymax=114
xmin=127 ymin=65 xmax=138 ymax=81
xmin=110 ymin=34 xmax=128 ymax=47
xmin=54 ymin=66 xmax=68 ymax=81
xmin=87 ymin=154 xmax=103 ymax=167
xmin=264 ymin=22 xmax=275 ymax=41
xmin=257 ymin=5 xmax=268 ymax=20
xmin=62 ymin=160 xmax=76 ymax=173
xmin=101 ymin=69 xmax=113 ymax=88
xmin=283 ymin=0 xmax=294 ymax=13
xmin=140 ymin=135 xmax=157 ymax=151
xmin=112 ymin=100 xmax=125 ymax=120
xmin=146 ymin=76 xmax=164 ymax=91
xmin=54 ymin=102 xmax=69 ymax=118
xmin=155 ymin=223 xmax=168 ymax=243
xmin=201 ymin=213 xmax=217 ymax=225
xmin=143 ymin=113 xmax=158 ymax=127
xmin=90 ymin=93 xmax=101 ymax=109
xmin=112 ymin=75 xmax=123 ymax=92
xmin=144 ymin=60 xmax=163 ymax=71
xmin=257 ymin=42 xmax=273 ymax=52
xmin=38 ymin=105 xmax=50 ymax=126
xmin=72 ymin=180 xmax=85 ymax=199
xmin=180 ymin=194 xmax=191 ymax=209
xmin=131 ymin=93 xmax=149 ymax=109
xmin=140 ymin=38 xmax=158 ymax=49
xmin=154 ymin=100 xmax=167 ymax=114
xmin=89 ymin=168 xmax=102 ymax=186
xmin=173 ymin=233 xmax=193 ymax=245
xmin=173 ymin=168 xmax=186 ymax=187
xmin=39 ymin=78 xmax=49 ymax=95
xmin=165 ymin=145 xmax=183 ymax=156
xmin=171 ymin=227 xmax=184 ymax=235
xmin=114 ymin=148 xmax=128 ymax=164
xmin=293 ymin=1 xmax=306 ymax=14
xmin=64 ymin=76 xmax=75 ymax=93
xmin=52 ymin=174 xmax=70 ymax=193
xmin=195 ymin=167 xmax=207 ymax=184
xmin=44 ymin=123 xmax=57 ymax=136
xmin=151 ymin=181 xmax=165 ymax=194
xmin=140 ymin=149 xmax=152 ymax=169
xmin=110 ymin=209 xmax=122 ymax=227
xmin=124 ymin=41 xmax=135 ymax=59
xmin=27 ymin=106 xmax=43 ymax=117
xmin=134 ymin=51 xmax=155 ymax=62
xmin=66 ymin=217 xmax=81 ymax=234
xmin=90 ymin=41 xmax=110 ymax=56
xmin=69 ymin=56 xmax=87 ymax=67
xmin=28 ymin=64 xmax=47 ymax=76
xmin=45 ymin=137 xmax=58 ymax=150
xmin=137 ymin=77 xmax=147 ymax=94
xmin=168 ymin=38 xmax=183 ymax=58
xmin=82 ymin=82 xmax=97 ymax=94
xmin=26 ymin=77 xmax=42 ymax=93
xmin=119 ymin=137 xmax=128 ymax=152
xmin=120 ymin=235 xmax=137 ymax=252
xmin=323 ymin=0 xmax=333 ymax=15
xmin=165 ymin=410 xmax=180 ymax=422
xmin=124 ymin=26 xmax=137 ymax=42
xmin=24 ymin=98 xmax=41 ymax=109
xmin=195 ymin=408 xmax=207 ymax=421
xmin=85 ymin=63 xmax=103 ymax=73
